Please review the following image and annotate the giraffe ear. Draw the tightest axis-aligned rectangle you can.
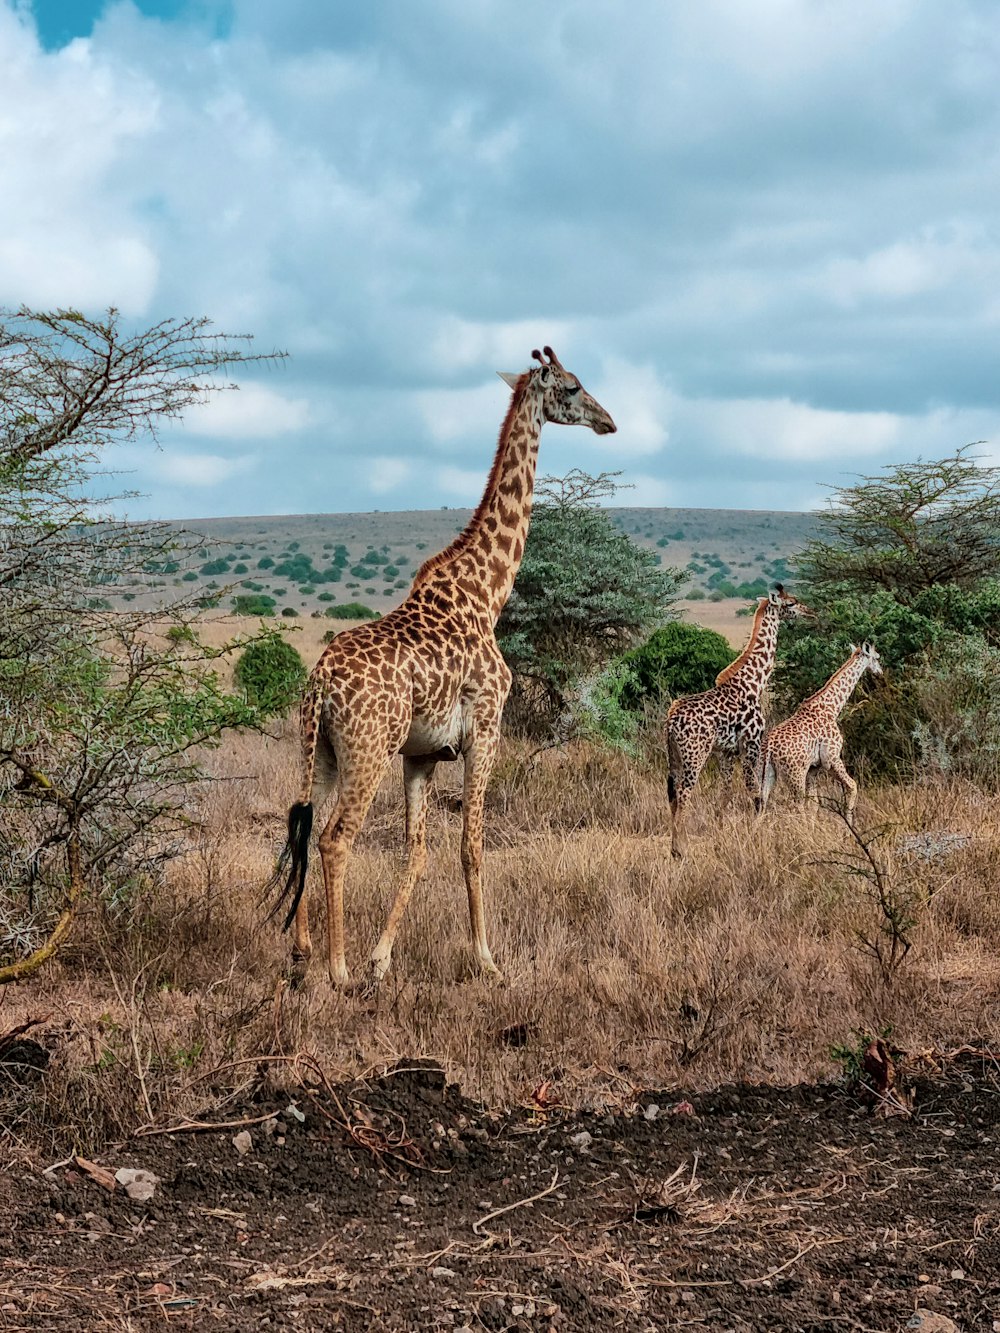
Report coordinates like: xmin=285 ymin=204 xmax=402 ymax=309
xmin=497 ymin=372 xmax=521 ymax=389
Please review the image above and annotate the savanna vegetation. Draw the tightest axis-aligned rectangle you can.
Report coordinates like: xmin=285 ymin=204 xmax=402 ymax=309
xmin=3 ymin=313 xmax=1000 ymax=1308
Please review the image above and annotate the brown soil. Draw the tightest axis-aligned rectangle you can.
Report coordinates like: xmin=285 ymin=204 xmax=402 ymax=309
xmin=3 ymin=1054 xmax=1000 ymax=1332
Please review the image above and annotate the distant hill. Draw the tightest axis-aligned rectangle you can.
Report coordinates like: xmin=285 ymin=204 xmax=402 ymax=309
xmin=127 ymin=506 xmax=821 ymax=629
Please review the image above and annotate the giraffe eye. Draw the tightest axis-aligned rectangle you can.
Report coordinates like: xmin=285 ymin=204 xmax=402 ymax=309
xmin=567 ymin=384 xmax=581 ymax=396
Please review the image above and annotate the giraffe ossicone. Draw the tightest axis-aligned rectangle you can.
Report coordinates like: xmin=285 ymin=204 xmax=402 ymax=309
xmin=759 ymin=639 xmax=882 ymax=819
xmin=665 ymin=584 xmax=817 ymax=859
xmin=264 ymin=348 xmax=616 ymax=993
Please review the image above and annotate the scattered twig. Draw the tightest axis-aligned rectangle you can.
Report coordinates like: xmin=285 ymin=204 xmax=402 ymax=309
xmin=473 ymin=1169 xmax=561 ymax=1237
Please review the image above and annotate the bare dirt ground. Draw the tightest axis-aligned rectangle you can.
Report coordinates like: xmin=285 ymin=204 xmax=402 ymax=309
xmin=4 ymin=729 xmax=1000 ymax=1332
xmin=3 ymin=1051 xmax=999 ymax=1332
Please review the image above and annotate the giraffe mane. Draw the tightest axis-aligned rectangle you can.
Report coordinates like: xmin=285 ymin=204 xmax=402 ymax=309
xmin=412 ymin=372 xmax=531 ymax=586
xmin=714 ymin=599 xmax=768 ymax=685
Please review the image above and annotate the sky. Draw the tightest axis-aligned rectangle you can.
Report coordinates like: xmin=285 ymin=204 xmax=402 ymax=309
xmin=2 ymin=0 xmax=1000 ymax=519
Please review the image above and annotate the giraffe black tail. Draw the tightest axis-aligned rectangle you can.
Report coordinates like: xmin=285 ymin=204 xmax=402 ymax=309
xmin=667 ymin=772 xmax=677 ymax=803
xmin=262 ymin=800 xmax=314 ymax=932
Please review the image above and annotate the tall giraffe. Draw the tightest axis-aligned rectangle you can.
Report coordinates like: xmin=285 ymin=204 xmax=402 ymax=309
xmin=759 ymin=640 xmax=882 ymax=817
xmin=665 ymin=585 xmax=816 ymax=858
xmin=266 ymin=348 xmax=616 ymax=993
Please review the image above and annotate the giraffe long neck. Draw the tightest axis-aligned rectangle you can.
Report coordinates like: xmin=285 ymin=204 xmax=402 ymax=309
xmin=413 ymin=375 xmax=544 ymax=622
xmin=805 ymin=653 xmax=868 ymax=718
xmin=715 ymin=601 xmax=781 ymax=699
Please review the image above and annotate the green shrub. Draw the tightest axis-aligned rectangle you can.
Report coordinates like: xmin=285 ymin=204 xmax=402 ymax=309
xmin=617 ymin=622 xmax=736 ymax=712
xmin=200 ymin=558 xmax=230 ymax=576
xmin=256 ymin=556 xmax=274 ymax=569
xmin=281 ymin=606 xmax=298 ymax=617
xmin=324 ymin=602 xmax=378 ymax=620
xmin=576 ymin=660 xmax=643 ymax=753
xmin=234 ymin=634 xmax=307 ymax=715
xmin=232 ymin=593 xmax=276 ymax=616
xmin=182 ymin=570 xmax=198 ymax=582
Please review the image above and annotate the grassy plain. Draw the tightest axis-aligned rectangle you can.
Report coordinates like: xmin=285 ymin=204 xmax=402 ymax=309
xmin=133 ymin=505 xmax=818 ymax=626
xmin=5 ymin=718 xmax=998 ymax=1153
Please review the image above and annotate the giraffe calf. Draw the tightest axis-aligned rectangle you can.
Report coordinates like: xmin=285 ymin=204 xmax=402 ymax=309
xmin=760 ymin=640 xmax=883 ymax=818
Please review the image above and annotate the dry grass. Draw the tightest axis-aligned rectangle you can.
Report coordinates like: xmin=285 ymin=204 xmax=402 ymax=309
xmin=4 ymin=725 xmax=1000 ymax=1155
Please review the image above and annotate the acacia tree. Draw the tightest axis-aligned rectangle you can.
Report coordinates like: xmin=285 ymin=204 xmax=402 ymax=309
xmin=497 ymin=469 xmax=682 ymax=720
xmin=0 ymin=307 xmax=281 ymax=983
xmin=799 ymin=446 xmax=1000 ymax=603
xmin=778 ymin=448 xmax=1000 ymax=778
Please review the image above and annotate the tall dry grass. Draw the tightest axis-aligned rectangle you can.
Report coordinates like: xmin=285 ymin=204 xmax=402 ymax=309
xmin=4 ymin=723 xmax=1000 ymax=1154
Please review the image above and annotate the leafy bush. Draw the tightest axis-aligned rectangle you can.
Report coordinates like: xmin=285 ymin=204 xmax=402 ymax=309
xmin=200 ymin=558 xmax=230 ymax=575
xmin=281 ymin=606 xmax=298 ymax=617
xmin=232 ymin=593 xmax=277 ymax=616
xmin=617 ymin=622 xmax=736 ymax=713
xmin=324 ymin=602 xmax=378 ymax=620
xmin=234 ymin=633 xmax=307 ymax=714
xmin=909 ymin=634 xmax=1000 ymax=784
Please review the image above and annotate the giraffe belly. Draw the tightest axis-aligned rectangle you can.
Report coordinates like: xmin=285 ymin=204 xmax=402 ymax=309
xmin=399 ymin=707 xmax=464 ymax=759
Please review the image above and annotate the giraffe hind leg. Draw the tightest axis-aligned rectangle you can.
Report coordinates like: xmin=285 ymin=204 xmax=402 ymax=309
xmin=317 ymin=752 xmax=390 ymax=990
xmin=289 ymin=736 xmax=339 ymax=975
xmin=358 ymin=755 xmax=438 ymax=996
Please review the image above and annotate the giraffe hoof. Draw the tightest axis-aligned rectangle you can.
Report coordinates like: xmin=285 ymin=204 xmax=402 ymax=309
xmin=287 ymin=953 xmax=311 ymax=989
xmin=477 ymin=962 xmax=505 ymax=986
xmin=346 ymin=965 xmax=384 ymax=1001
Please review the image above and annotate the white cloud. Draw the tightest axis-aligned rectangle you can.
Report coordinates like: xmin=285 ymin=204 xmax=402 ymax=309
xmin=426 ymin=318 xmax=577 ymax=375
xmin=588 ymin=359 xmax=671 ymax=459
xmin=148 ymin=451 xmax=257 ymax=488
xmin=180 ymin=383 xmax=312 ymax=439
xmin=435 ymin=466 xmax=485 ymax=502
xmin=620 ymin=474 xmax=673 ymax=506
xmin=368 ymin=456 xmax=413 ymax=494
xmin=687 ymin=396 xmax=902 ymax=462
xmin=3 ymin=0 xmax=1000 ymax=517
xmin=416 ymin=383 xmax=507 ymax=447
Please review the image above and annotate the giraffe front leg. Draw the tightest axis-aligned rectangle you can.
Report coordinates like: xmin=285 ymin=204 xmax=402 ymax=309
xmin=758 ymin=750 xmax=777 ymax=815
xmin=360 ymin=756 xmax=437 ymax=995
xmin=460 ymin=720 xmax=503 ymax=982
xmin=740 ymin=713 xmax=766 ymax=811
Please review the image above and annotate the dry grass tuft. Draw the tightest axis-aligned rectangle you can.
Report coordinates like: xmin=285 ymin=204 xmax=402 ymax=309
xmin=4 ymin=726 xmax=1000 ymax=1155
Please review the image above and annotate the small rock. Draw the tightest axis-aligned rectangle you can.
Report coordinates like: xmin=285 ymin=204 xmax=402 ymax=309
xmin=398 ymin=1194 xmax=417 ymax=1208
xmin=569 ymin=1131 xmax=592 ymax=1151
xmin=114 ymin=1168 xmax=159 ymax=1203
xmin=431 ymin=1266 xmax=456 ymax=1279
xmin=680 ymin=1289 xmax=696 ymax=1303
xmin=950 ymin=1268 xmax=965 ymax=1280
xmin=643 ymin=1104 xmax=660 ymax=1121
xmin=285 ymin=1102 xmax=306 ymax=1124
xmin=232 ymin=1131 xmax=253 ymax=1157
xmin=908 ymin=1312 xmax=959 ymax=1333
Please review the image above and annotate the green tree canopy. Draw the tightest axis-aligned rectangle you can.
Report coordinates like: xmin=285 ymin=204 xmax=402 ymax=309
xmin=799 ymin=446 xmax=1000 ymax=604
xmin=1 ymin=306 xmax=280 ymax=983
xmin=497 ymin=470 xmax=683 ymax=716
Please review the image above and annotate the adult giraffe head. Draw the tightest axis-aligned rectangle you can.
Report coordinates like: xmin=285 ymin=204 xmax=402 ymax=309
xmin=498 ymin=346 xmax=617 ymax=436
xmin=771 ymin=582 xmax=818 ymax=622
